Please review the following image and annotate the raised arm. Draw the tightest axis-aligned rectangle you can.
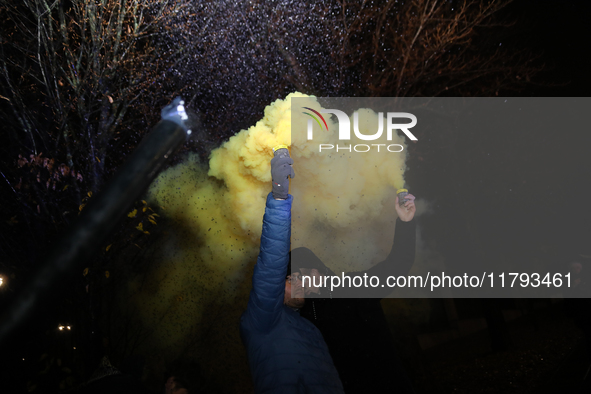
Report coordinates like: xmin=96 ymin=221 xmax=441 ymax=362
xmin=361 ymin=194 xmax=417 ymax=297
xmin=243 ymin=193 xmax=293 ymax=333
xmin=242 ymin=148 xmax=295 ymax=332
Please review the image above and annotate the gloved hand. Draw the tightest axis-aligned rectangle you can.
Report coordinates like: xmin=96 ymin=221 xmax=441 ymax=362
xmin=271 ymin=156 xmax=295 ymax=200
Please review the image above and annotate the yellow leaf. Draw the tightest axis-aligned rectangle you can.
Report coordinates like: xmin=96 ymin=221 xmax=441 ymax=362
xmin=62 ymin=185 xmax=69 ymax=191
xmin=143 ymin=231 xmax=150 ymax=235
xmin=148 ymin=218 xmax=157 ymax=225
xmin=83 ymin=267 xmax=89 ymax=276
xmin=159 ymin=206 xmax=166 ymax=210
xmin=128 ymin=209 xmax=137 ymax=218
xmin=142 ymin=207 xmax=147 ymax=212
xmin=95 ymin=156 xmax=100 ymax=163
xmin=136 ymin=222 xmax=144 ymax=231
xmin=105 ymin=271 xmax=110 ymax=278
xmin=106 ymin=244 xmax=112 ymax=252
xmin=79 ymin=203 xmax=85 ymax=212
xmin=141 ymin=200 xmax=147 ymax=205
xmin=87 ymin=191 xmax=92 ymax=198
xmin=152 ymin=213 xmax=160 ymax=217
xmin=134 ymin=243 xmax=141 ymax=248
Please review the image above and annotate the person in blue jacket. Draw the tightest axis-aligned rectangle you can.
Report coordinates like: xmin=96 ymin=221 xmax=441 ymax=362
xmin=240 ymin=152 xmax=343 ymax=393
xmin=240 ymin=152 xmax=344 ymax=394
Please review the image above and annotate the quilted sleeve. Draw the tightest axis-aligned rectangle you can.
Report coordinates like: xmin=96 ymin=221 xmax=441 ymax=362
xmin=243 ymin=193 xmax=292 ymax=333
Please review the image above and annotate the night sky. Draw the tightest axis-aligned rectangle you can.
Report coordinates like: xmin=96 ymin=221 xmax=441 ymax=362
xmin=1 ymin=0 xmax=590 ymax=393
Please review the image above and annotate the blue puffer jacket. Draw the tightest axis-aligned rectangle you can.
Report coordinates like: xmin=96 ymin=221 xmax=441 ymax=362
xmin=240 ymin=193 xmax=344 ymax=394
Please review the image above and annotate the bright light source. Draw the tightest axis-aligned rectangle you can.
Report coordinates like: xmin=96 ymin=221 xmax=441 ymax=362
xmin=66 ymin=326 xmax=71 ymax=330
xmin=0 ymin=277 xmax=4 ymax=286
xmin=58 ymin=326 xmax=64 ymax=331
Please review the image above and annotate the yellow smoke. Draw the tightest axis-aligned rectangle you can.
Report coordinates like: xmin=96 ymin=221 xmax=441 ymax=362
xmin=288 ymin=96 xmax=408 ymax=272
xmin=129 ymin=93 xmax=411 ymax=387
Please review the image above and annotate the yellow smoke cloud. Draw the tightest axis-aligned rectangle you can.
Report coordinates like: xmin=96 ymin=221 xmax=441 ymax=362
xmin=289 ymin=96 xmax=409 ymax=273
xmin=129 ymin=93 xmax=411 ymax=385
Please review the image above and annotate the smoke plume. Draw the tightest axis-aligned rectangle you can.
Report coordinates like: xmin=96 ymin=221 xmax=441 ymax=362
xmin=125 ymin=93 xmax=418 ymax=388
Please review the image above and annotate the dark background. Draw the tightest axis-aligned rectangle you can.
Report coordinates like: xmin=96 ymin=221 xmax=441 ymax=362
xmin=1 ymin=0 xmax=590 ymax=393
